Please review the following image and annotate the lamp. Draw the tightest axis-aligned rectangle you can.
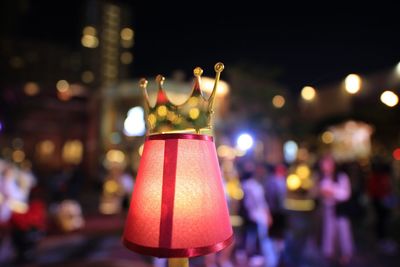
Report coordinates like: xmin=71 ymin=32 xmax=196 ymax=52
xmin=122 ymin=63 xmax=233 ymax=266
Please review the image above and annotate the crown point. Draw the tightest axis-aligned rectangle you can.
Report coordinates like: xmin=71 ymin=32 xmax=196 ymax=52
xmin=193 ymin=67 xmax=203 ymax=77
xmin=214 ymin=62 xmax=224 ymax=73
xmin=156 ymin=75 xmax=165 ymax=85
xmin=139 ymin=78 xmax=148 ymax=88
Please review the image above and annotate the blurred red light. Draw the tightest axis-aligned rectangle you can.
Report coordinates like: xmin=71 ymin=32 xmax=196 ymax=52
xmin=393 ymin=148 xmax=400 ymax=161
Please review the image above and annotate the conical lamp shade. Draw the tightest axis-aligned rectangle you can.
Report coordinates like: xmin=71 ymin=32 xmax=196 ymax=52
xmin=123 ymin=133 xmax=233 ymax=258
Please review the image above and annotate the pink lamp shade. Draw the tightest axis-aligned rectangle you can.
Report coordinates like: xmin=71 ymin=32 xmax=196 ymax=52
xmin=123 ymin=133 xmax=233 ymax=258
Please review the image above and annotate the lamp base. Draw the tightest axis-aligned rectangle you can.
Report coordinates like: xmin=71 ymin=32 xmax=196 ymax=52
xmin=168 ymin=258 xmax=189 ymax=267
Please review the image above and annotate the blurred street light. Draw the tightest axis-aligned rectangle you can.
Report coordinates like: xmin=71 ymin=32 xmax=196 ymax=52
xmin=396 ymin=62 xmax=400 ymax=76
xmin=380 ymin=90 xmax=399 ymax=107
xmin=321 ymin=130 xmax=334 ymax=144
xmin=283 ymin=140 xmax=298 ymax=163
xmin=345 ymin=74 xmax=361 ymax=94
xmin=272 ymin=95 xmax=285 ymax=108
xmin=56 ymin=80 xmax=69 ymax=92
xmin=236 ymin=133 xmax=254 ymax=151
xmin=393 ymin=148 xmax=400 ymax=161
xmin=124 ymin=107 xmax=146 ymax=136
xmin=301 ymin=86 xmax=316 ymax=101
xmin=24 ymin=82 xmax=40 ymax=96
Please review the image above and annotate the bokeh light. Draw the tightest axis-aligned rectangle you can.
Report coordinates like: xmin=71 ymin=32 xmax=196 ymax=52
xmin=236 ymin=133 xmax=254 ymax=151
xmin=345 ymin=74 xmax=362 ymax=94
xmin=380 ymin=90 xmax=399 ymax=107
xmin=124 ymin=107 xmax=146 ymax=136
xmin=287 ymin=174 xmax=301 ymax=191
xmin=24 ymin=82 xmax=40 ymax=96
xmin=321 ymin=131 xmax=334 ymax=144
xmin=283 ymin=140 xmax=298 ymax=163
xmin=272 ymin=95 xmax=285 ymax=108
xmin=301 ymin=86 xmax=316 ymax=101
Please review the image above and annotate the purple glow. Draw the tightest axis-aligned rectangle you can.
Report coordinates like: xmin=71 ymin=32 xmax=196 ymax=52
xmin=0 ymin=121 xmax=2 ymax=132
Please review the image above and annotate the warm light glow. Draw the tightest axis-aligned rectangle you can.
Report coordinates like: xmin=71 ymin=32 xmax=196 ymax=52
xmin=12 ymin=150 xmax=25 ymax=163
xmin=189 ymin=108 xmax=200 ymax=120
xmin=236 ymin=133 xmax=254 ymax=151
xmin=380 ymin=91 xmax=399 ymax=107
xmin=157 ymin=105 xmax=167 ymax=117
xmin=120 ymin=28 xmax=134 ymax=40
xmin=201 ymin=77 xmax=229 ymax=96
xmin=38 ymin=140 xmax=55 ymax=157
xmin=301 ymin=86 xmax=316 ymax=101
xmin=296 ymin=164 xmax=310 ymax=179
xmin=62 ymin=140 xmax=83 ymax=164
xmin=301 ymin=178 xmax=314 ymax=190
xmin=56 ymin=80 xmax=69 ymax=92
xmin=217 ymin=145 xmax=236 ymax=160
xmin=148 ymin=114 xmax=157 ymax=128
xmin=120 ymin=52 xmax=133 ymax=64
xmin=83 ymin=26 xmax=97 ymax=36
xmin=393 ymin=148 xmax=400 ymax=161
xmin=396 ymin=62 xmax=400 ymax=75
xmin=104 ymin=180 xmax=120 ymax=194
xmin=345 ymin=74 xmax=362 ymax=94
xmin=284 ymin=198 xmax=315 ymax=211
xmin=272 ymin=95 xmax=285 ymax=108
xmin=81 ymin=35 xmax=99 ymax=48
xmin=287 ymin=174 xmax=301 ymax=191
xmin=24 ymin=82 xmax=40 ymax=96
xmin=321 ymin=131 xmax=334 ymax=144
xmin=81 ymin=71 xmax=94 ymax=83
xmin=124 ymin=106 xmax=146 ymax=136
xmin=106 ymin=149 xmax=125 ymax=164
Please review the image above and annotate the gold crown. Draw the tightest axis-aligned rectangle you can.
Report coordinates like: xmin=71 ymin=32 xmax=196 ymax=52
xmin=139 ymin=62 xmax=225 ymax=135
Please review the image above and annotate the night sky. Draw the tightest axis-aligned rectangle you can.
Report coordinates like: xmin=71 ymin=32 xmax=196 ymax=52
xmin=2 ymin=0 xmax=400 ymax=91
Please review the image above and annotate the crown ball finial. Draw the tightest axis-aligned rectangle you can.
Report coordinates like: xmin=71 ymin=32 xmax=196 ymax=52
xmin=214 ymin=62 xmax=224 ymax=73
xmin=139 ymin=78 xmax=148 ymax=88
xmin=193 ymin=67 xmax=203 ymax=77
xmin=156 ymin=75 xmax=165 ymax=85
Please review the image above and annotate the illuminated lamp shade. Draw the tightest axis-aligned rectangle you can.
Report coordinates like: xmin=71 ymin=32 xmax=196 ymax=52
xmin=123 ymin=134 xmax=233 ymax=257
xmin=123 ymin=63 xmax=233 ymax=259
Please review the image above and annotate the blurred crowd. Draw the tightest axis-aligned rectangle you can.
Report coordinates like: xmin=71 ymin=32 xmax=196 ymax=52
xmin=1 ymin=149 xmax=400 ymax=267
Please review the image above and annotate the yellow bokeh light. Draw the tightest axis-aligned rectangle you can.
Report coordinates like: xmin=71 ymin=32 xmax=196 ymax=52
xmin=106 ymin=149 xmax=125 ymax=164
xmin=120 ymin=28 xmax=134 ymax=40
xmin=104 ymin=180 xmax=120 ymax=194
xmin=81 ymin=71 xmax=94 ymax=83
xmin=272 ymin=95 xmax=285 ymax=108
xmin=81 ymin=35 xmax=99 ymax=48
xmin=56 ymin=80 xmax=69 ymax=92
xmin=157 ymin=105 xmax=167 ymax=117
xmin=83 ymin=26 xmax=97 ymax=36
xmin=321 ymin=131 xmax=334 ymax=144
xmin=287 ymin=174 xmax=301 ymax=191
xmin=380 ymin=90 xmax=399 ymax=107
xmin=120 ymin=52 xmax=133 ymax=64
xmin=188 ymin=96 xmax=199 ymax=107
xmin=301 ymin=86 xmax=316 ymax=101
xmin=62 ymin=140 xmax=83 ymax=165
xmin=38 ymin=140 xmax=55 ymax=156
xmin=296 ymin=164 xmax=310 ymax=179
xmin=217 ymin=145 xmax=235 ymax=159
xmin=345 ymin=74 xmax=361 ymax=94
xmin=12 ymin=150 xmax=25 ymax=163
xmin=24 ymin=82 xmax=40 ymax=96
xmin=301 ymin=178 xmax=314 ymax=190
xmin=189 ymin=108 xmax=200 ymax=120
xmin=148 ymin=113 xmax=157 ymax=127
xmin=396 ymin=62 xmax=400 ymax=75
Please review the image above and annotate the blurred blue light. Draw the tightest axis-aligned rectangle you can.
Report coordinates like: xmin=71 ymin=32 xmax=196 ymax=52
xmin=236 ymin=133 xmax=254 ymax=151
xmin=0 ymin=121 xmax=2 ymax=132
xmin=284 ymin=140 xmax=298 ymax=163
